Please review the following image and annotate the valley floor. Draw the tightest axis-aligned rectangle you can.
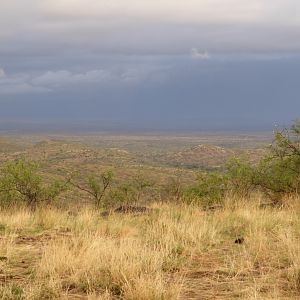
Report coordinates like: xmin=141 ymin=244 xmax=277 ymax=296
xmin=0 ymin=196 xmax=300 ymax=299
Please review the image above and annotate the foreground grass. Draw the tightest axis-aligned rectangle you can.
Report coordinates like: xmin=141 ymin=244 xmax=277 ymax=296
xmin=0 ymin=196 xmax=300 ymax=299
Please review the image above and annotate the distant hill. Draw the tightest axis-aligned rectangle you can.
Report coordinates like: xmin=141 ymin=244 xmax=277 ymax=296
xmin=158 ymin=144 xmax=266 ymax=170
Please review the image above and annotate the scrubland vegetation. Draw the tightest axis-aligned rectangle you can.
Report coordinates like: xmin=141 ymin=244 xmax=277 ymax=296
xmin=0 ymin=121 xmax=299 ymax=299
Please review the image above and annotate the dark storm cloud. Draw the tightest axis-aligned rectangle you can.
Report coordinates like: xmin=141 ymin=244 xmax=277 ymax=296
xmin=0 ymin=0 xmax=299 ymax=130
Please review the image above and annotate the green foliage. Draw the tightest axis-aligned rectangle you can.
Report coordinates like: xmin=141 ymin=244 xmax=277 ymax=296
xmin=184 ymin=172 xmax=228 ymax=208
xmin=108 ymin=182 xmax=135 ymax=207
xmin=163 ymin=176 xmax=185 ymax=202
xmin=226 ymin=120 xmax=300 ymax=202
xmin=255 ymin=121 xmax=300 ymax=201
xmin=0 ymin=159 xmax=68 ymax=208
xmin=226 ymin=156 xmax=256 ymax=197
xmin=272 ymin=120 xmax=300 ymax=158
xmin=252 ymin=121 xmax=300 ymax=200
xmin=107 ymin=174 xmax=154 ymax=207
xmin=71 ymin=170 xmax=114 ymax=208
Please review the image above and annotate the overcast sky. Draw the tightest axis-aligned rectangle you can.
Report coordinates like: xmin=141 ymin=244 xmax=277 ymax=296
xmin=0 ymin=0 xmax=299 ymax=131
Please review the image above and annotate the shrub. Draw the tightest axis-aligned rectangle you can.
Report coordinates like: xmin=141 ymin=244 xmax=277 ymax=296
xmin=184 ymin=172 xmax=228 ymax=208
xmin=107 ymin=174 xmax=154 ymax=207
xmin=108 ymin=182 xmax=136 ymax=207
xmin=247 ymin=121 xmax=300 ymax=201
xmin=163 ymin=176 xmax=185 ymax=202
xmin=226 ymin=156 xmax=257 ymax=197
xmin=0 ymin=159 xmax=68 ymax=208
xmin=71 ymin=170 xmax=114 ymax=208
xmin=226 ymin=120 xmax=300 ymax=202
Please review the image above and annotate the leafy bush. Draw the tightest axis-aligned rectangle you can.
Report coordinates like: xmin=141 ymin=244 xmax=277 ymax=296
xmin=226 ymin=156 xmax=256 ymax=197
xmin=227 ymin=120 xmax=300 ymax=202
xmin=0 ymin=159 xmax=67 ymax=208
xmin=70 ymin=170 xmax=114 ymax=208
xmin=107 ymin=175 xmax=154 ymax=207
xmin=163 ymin=176 xmax=185 ymax=202
xmin=108 ymin=182 xmax=136 ymax=207
xmin=252 ymin=122 xmax=300 ymax=201
xmin=184 ymin=172 xmax=228 ymax=208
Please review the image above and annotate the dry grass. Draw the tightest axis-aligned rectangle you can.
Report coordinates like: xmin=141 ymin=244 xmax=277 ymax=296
xmin=0 ymin=195 xmax=300 ymax=299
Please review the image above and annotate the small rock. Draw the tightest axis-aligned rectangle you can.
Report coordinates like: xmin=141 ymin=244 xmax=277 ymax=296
xmin=101 ymin=205 xmax=151 ymax=216
xmin=114 ymin=205 xmax=149 ymax=214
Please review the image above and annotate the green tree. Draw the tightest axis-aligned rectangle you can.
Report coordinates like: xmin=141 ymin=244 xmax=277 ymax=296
xmin=226 ymin=120 xmax=300 ymax=202
xmin=70 ymin=170 xmax=114 ymax=208
xmin=256 ymin=120 xmax=300 ymax=199
xmin=0 ymin=159 xmax=68 ymax=208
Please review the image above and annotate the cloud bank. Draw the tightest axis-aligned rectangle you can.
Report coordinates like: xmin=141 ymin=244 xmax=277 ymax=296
xmin=1 ymin=0 xmax=300 ymax=59
xmin=0 ymin=65 xmax=169 ymax=94
xmin=0 ymin=1 xmax=299 ymax=129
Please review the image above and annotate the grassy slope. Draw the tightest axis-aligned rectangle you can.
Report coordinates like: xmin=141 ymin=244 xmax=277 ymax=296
xmin=0 ymin=196 xmax=300 ymax=299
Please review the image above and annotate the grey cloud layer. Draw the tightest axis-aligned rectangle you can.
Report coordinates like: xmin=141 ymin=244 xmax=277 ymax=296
xmin=0 ymin=65 xmax=169 ymax=94
xmin=1 ymin=0 xmax=300 ymax=59
xmin=0 ymin=1 xmax=299 ymax=130
xmin=40 ymin=0 xmax=300 ymax=25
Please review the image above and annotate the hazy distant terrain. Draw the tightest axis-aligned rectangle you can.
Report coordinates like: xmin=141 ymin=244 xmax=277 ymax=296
xmin=0 ymin=131 xmax=271 ymax=182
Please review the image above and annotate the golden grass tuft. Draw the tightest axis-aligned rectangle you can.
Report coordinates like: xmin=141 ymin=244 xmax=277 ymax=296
xmin=0 ymin=195 xmax=299 ymax=299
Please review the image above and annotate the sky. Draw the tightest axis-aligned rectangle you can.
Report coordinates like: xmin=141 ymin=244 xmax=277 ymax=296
xmin=0 ymin=0 xmax=300 ymax=131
